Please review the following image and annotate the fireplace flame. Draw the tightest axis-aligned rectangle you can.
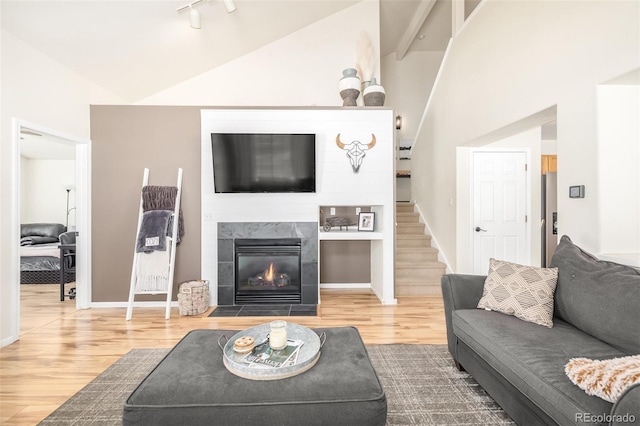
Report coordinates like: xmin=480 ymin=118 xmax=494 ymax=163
xmin=265 ymin=263 xmax=275 ymax=282
xmin=247 ymin=262 xmax=290 ymax=288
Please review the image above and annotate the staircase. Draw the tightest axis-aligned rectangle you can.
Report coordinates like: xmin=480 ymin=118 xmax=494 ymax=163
xmin=395 ymin=203 xmax=446 ymax=296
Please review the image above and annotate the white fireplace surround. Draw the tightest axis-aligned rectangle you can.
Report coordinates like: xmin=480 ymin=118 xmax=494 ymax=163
xmin=200 ymin=108 xmax=397 ymax=306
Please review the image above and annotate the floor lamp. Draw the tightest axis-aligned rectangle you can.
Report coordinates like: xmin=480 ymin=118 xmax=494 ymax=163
xmin=65 ymin=185 xmax=75 ymax=230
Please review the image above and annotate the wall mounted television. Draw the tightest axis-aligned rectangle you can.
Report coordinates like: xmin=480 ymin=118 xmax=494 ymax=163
xmin=211 ymin=133 xmax=316 ymax=193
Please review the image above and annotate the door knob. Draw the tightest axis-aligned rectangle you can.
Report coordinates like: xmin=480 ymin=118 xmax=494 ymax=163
xmin=475 ymin=226 xmax=487 ymax=232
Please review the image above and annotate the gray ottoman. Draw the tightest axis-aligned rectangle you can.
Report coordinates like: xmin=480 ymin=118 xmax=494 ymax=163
xmin=123 ymin=327 xmax=387 ymax=425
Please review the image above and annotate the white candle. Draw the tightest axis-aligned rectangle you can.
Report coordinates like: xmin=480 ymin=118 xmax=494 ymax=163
xmin=269 ymin=320 xmax=287 ymax=350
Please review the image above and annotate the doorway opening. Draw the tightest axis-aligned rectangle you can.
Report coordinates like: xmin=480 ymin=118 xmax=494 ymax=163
xmin=6 ymin=119 xmax=91 ymax=347
xmin=455 ymin=106 xmax=558 ymax=274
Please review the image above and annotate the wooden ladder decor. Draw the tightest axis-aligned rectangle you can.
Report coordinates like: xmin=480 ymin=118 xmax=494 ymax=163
xmin=126 ymin=168 xmax=183 ymax=320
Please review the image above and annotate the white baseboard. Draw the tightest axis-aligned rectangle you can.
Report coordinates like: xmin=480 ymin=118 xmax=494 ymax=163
xmin=372 ymin=284 xmax=398 ymax=305
xmin=319 ymin=283 xmax=371 ymax=289
xmin=320 ymin=283 xmax=396 ymax=304
xmin=1 ymin=335 xmax=19 ymax=348
xmin=91 ymin=301 xmax=180 ymax=309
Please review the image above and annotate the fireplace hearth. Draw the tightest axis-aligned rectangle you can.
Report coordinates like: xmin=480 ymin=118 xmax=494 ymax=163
xmin=234 ymin=238 xmax=302 ymax=304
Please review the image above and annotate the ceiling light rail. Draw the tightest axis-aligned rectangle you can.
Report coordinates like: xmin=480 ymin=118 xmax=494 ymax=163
xmin=176 ymin=0 xmax=207 ymax=13
xmin=177 ymin=0 xmax=236 ymax=29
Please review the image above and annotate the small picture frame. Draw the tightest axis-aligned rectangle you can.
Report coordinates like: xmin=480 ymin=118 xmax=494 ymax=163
xmin=358 ymin=212 xmax=375 ymax=232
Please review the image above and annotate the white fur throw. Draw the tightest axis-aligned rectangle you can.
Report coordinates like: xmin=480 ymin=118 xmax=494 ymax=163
xmin=565 ymin=355 xmax=640 ymax=403
xmin=135 ymin=238 xmax=171 ymax=292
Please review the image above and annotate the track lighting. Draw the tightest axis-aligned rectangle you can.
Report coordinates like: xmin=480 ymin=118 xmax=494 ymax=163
xmin=177 ymin=0 xmax=237 ymax=29
xmin=189 ymin=6 xmax=201 ymax=29
xmin=222 ymin=0 xmax=237 ymax=13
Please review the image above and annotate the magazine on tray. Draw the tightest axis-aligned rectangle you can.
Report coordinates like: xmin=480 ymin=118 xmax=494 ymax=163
xmin=242 ymin=338 xmax=305 ymax=368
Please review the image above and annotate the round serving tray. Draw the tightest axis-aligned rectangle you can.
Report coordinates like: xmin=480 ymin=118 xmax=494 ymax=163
xmin=219 ymin=322 xmax=325 ymax=381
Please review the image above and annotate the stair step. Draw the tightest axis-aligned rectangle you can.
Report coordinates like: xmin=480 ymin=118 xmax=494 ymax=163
xmin=395 ymin=271 xmax=443 ymax=282
xmin=396 ymin=247 xmax=439 ymax=263
xmin=395 ymin=283 xmax=442 ymax=296
xmin=397 ymin=233 xmax=432 ymax=240
xmin=396 ymin=234 xmax=432 ymax=248
xmin=396 ymin=261 xmax=445 ymax=269
xmin=396 ymin=212 xmax=420 ymax=223
xmin=396 ymin=223 xmax=425 ymax=234
xmin=395 ymin=262 xmax=446 ymax=280
xmin=396 ymin=203 xmax=415 ymax=213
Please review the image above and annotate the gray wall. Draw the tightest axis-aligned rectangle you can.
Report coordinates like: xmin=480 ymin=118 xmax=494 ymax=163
xmin=90 ymin=106 xmax=370 ymax=302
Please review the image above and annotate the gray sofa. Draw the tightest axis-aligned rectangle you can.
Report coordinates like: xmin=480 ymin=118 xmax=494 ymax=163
xmin=442 ymin=236 xmax=640 ymax=425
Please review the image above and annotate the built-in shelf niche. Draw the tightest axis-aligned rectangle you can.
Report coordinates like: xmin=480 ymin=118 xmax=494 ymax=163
xmin=318 ymin=205 xmax=383 ymax=239
xmin=317 ymin=204 xmax=388 ymax=293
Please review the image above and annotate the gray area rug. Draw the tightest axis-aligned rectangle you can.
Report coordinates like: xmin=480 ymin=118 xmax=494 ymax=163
xmin=367 ymin=345 xmax=514 ymax=425
xmin=40 ymin=345 xmax=515 ymax=425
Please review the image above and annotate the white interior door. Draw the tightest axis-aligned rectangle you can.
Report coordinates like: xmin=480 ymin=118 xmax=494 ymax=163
xmin=472 ymin=151 xmax=528 ymax=274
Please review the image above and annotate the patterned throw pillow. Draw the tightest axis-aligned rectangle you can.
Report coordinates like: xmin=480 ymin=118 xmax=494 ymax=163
xmin=477 ymin=258 xmax=558 ymax=327
xmin=565 ymin=355 xmax=640 ymax=403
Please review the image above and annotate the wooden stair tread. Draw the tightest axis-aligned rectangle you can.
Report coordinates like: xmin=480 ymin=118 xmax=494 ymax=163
xmin=396 ymin=262 xmax=446 ymax=269
xmin=396 ymin=234 xmax=432 ymax=239
xmin=396 ymin=205 xmax=415 ymax=213
xmin=395 ymin=279 xmax=442 ymax=284
xmin=396 ymin=246 xmax=438 ymax=253
xmin=396 ymin=212 xmax=419 ymax=217
xmin=396 ymin=249 xmax=439 ymax=263
xmin=396 ymin=217 xmax=420 ymax=223
xmin=395 ymin=286 xmax=442 ymax=296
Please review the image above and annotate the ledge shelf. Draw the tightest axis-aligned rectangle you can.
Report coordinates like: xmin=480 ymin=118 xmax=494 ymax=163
xmin=319 ymin=231 xmax=383 ymax=241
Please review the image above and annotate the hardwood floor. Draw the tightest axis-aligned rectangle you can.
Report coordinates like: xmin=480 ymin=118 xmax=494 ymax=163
xmin=1 ymin=284 xmax=447 ymax=425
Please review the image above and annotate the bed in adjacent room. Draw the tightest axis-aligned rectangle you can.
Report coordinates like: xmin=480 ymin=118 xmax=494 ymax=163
xmin=20 ymin=223 xmax=75 ymax=285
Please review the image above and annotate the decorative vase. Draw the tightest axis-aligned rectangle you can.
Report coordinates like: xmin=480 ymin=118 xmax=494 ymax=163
xmin=338 ymin=68 xmax=361 ymax=107
xmin=363 ymin=78 xmax=385 ymax=107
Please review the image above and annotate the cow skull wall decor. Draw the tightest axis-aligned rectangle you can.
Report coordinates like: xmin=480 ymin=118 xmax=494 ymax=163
xmin=335 ymin=133 xmax=376 ymax=173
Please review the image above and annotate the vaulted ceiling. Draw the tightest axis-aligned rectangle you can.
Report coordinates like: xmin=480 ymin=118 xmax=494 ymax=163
xmin=4 ymin=0 xmax=464 ymax=158
xmin=2 ymin=0 xmax=457 ymax=103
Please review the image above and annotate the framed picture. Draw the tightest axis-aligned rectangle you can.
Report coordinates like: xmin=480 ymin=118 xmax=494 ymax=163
xmin=358 ymin=212 xmax=375 ymax=232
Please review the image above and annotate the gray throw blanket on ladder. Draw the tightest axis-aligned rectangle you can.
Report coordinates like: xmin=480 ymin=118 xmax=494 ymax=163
xmin=135 ymin=210 xmax=172 ymax=292
xmin=142 ymin=185 xmax=184 ymax=244
xmin=136 ymin=210 xmax=172 ymax=253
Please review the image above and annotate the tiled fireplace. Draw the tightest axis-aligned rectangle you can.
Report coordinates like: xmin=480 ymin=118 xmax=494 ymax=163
xmin=234 ymin=238 xmax=302 ymax=304
xmin=217 ymin=222 xmax=318 ymax=306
